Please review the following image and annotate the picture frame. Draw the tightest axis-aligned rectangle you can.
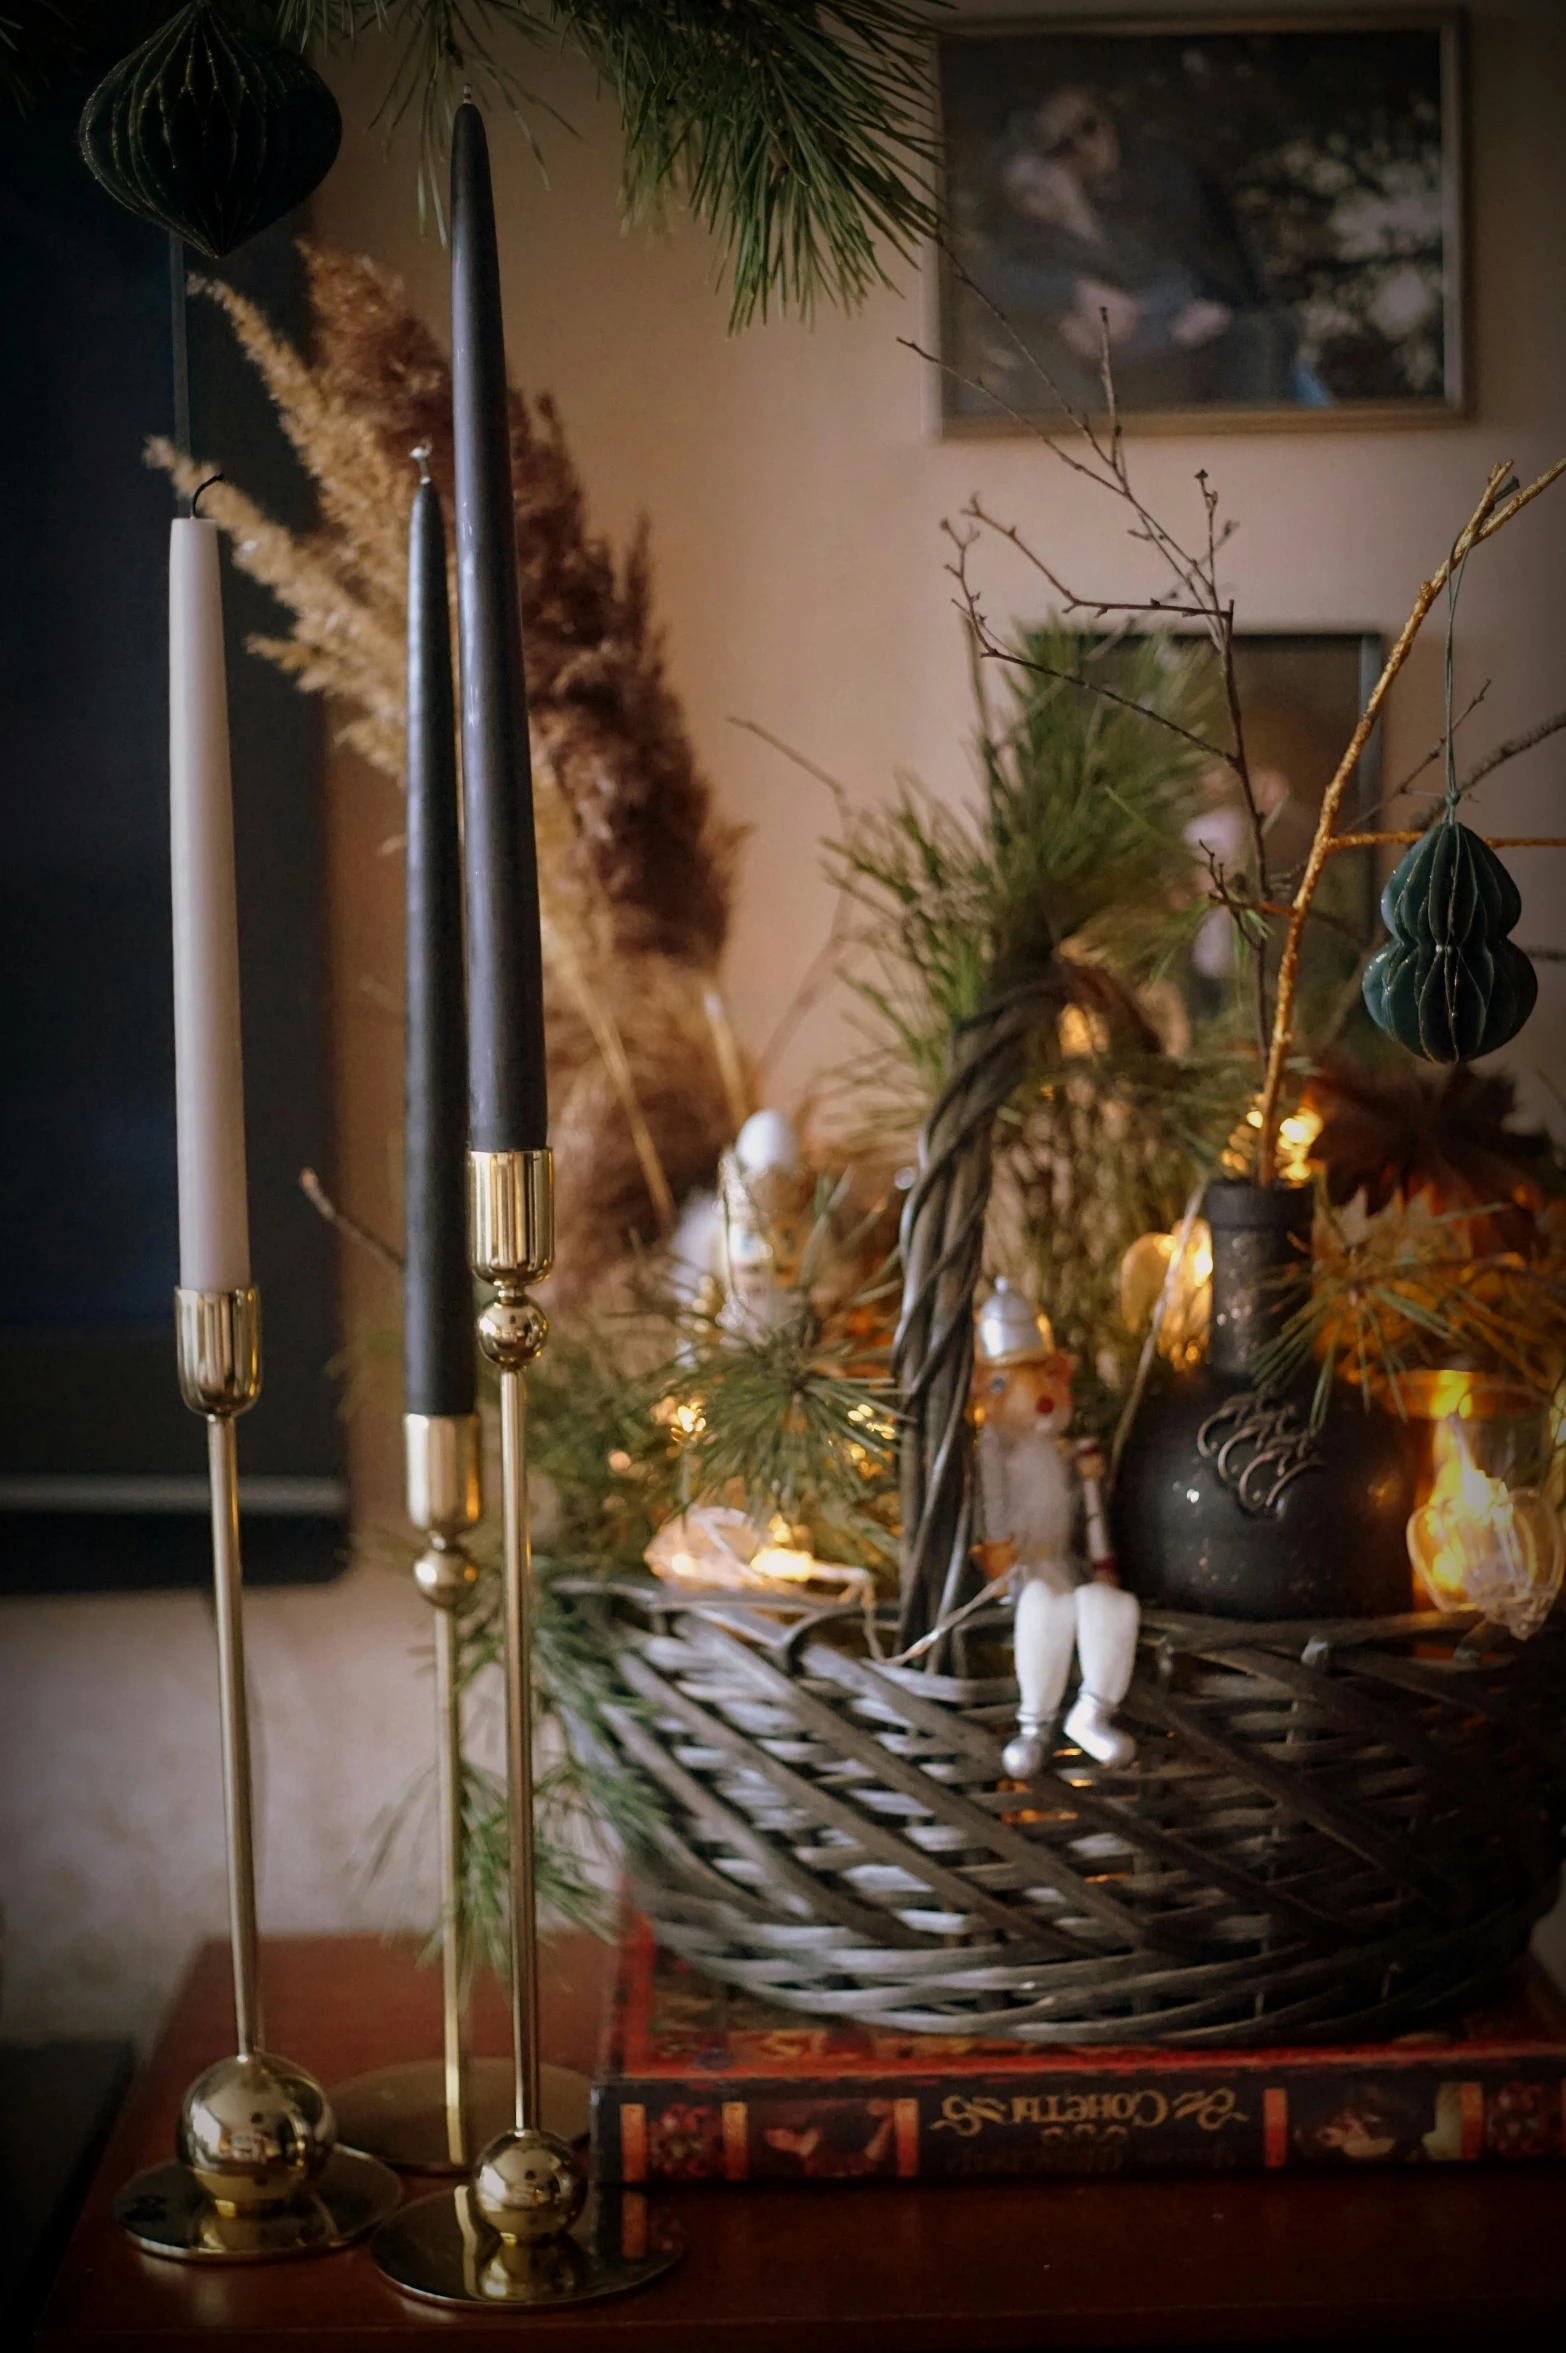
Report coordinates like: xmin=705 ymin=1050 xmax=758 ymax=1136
xmin=1060 ymin=629 xmax=1385 ymax=1027
xmin=935 ymin=13 xmax=1467 ymax=435
xmin=1180 ymin=631 xmax=1385 ymax=1023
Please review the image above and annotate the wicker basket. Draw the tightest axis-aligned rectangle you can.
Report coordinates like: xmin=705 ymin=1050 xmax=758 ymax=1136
xmin=569 ymin=1581 xmax=1566 ymax=2047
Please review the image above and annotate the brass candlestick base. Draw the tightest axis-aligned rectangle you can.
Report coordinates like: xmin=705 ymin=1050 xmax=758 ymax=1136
xmin=118 ymin=1287 xmax=398 ymax=2262
xmin=373 ymin=1152 xmax=681 ymax=2307
xmin=330 ymin=2058 xmax=591 ymax=2177
xmin=373 ymin=2184 xmax=684 ymax=2308
xmin=115 ymin=2146 xmax=402 ymax=2264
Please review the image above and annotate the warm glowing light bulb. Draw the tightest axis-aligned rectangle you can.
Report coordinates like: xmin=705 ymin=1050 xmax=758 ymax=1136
xmin=1058 ymin=1003 xmax=1110 ymax=1058
xmin=750 ymin=1545 xmax=817 ymax=1585
xmin=1120 ymin=1220 xmax=1212 ymax=1366
xmin=1408 ymin=1420 xmax=1565 ymax=1637
xmin=1277 ymin=1107 xmax=1323 ymax=1184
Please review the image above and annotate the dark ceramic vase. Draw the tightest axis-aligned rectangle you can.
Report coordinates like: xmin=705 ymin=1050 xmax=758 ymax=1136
xmin=1112 ymin=1182 xmax=1414 ymax=1619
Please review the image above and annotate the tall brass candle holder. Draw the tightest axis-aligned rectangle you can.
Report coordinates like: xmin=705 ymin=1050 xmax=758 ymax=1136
xmin=329 ymin=1411 xmax=591 ymax=2171
xmin=115 ymin=1289 xmax=400 ymax=2262
xmin=372 ymin=1153 xmax=684 ymax=2307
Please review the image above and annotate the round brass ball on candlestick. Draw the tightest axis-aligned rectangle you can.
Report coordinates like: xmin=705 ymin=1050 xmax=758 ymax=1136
xmin=413 ymin=1540 xmax=478 ymax=1610
xmin=176 ymin=2052 xmax=335 ymax=2214
xmin=477 ymin=1294 xmax=548 ymax=1372
xmin=471 ymin=2127 xmax=586 ymax=2246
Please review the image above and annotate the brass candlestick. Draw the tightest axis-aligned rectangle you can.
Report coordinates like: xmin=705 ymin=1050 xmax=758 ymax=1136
xmin=329 ymin=1411 xmax=590 ymax=2171
xmin=115 ymin=1289 xmax=400 ymax=2262
xmin=372 ymin=1153 xmax=683 ymax=2307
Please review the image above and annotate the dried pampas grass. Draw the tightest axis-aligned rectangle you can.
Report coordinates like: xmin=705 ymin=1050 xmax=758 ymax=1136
xmin=148 ymin=244 xmax=744 ymax=1295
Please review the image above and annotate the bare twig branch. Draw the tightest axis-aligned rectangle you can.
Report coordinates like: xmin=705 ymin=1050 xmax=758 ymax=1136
xmin=1369 ymin=681 xmax=1492 ymax=815
xmin=729 ymin=716 xmax=864 ymax=1082
xmin=1458 ymin=706 xmax=1566 ymax=797
xmin=729 ymin=715 xmax=855 ymax=825
xmin=960 ymin=495 xmax=1209 ymax=622
xmin=299 ymin=1167 xmax=404 ymax=1274
xmin=758 ymin=898 xmax=857 ymax=1084
xmin=702 ymin=988 xmax=752 ymax=1132
xmin=946 ymin=527 xmax=1228 ymax=760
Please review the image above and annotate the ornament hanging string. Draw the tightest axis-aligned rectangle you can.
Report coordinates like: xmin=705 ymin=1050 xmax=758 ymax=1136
xmin=170 ymin=234 xmax=191 ymax=513
xmin=1441 ymin=521 xmax=1478 ymax=826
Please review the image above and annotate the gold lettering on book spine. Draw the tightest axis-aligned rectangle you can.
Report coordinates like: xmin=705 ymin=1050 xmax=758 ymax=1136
xmin=932 ymin=2085 xmax=1247 ymax=2142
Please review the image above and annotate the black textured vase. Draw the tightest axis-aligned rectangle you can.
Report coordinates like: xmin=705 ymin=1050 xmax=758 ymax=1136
xmin=1112 ymin=1181 xmax=1414 ymax=1619
xmin=78 ymin=0 xmax=341 ymax=260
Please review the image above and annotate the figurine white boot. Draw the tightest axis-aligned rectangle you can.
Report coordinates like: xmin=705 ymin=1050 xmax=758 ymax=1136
xmin=1062 ymin=1691 xmax=1136 ymax=1767
xmin=1062 ymin=1580 xmax=1139 ymax=1767
xmin=1001 ymin=1569 xmax=1076 ymax=1778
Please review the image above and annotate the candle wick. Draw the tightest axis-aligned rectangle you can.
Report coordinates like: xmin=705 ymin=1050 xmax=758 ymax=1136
xmin=411 ymin=443 xmax=433 ymax=483
xmin=462 ymin=83 xmax=473 ymax=103
xmin=191 ymin=471 xmax=225 ymax=519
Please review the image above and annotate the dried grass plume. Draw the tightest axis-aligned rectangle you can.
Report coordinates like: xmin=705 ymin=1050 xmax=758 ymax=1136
xmin=148 ymin=244 xmax=744 ymax=1294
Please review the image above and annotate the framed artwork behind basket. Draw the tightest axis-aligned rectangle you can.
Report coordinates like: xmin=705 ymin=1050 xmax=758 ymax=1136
xmin=1182 ymin=630 xmax=1384 ymax=1029
xmin=936 ymin=13 xmax=1466 ymax=435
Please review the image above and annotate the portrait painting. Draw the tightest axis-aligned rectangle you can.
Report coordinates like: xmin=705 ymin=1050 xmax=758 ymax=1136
xmin=936 ymin=16 xmax=1464 ymax=432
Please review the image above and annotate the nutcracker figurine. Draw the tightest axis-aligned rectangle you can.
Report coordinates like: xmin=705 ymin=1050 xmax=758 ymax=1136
xmin=972 ymin=1282 xmax=1140 ymax=1774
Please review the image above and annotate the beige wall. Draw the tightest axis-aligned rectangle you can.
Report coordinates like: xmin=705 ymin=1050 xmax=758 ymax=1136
xmin=3 ymin=0 xmax=1564 ymax=2044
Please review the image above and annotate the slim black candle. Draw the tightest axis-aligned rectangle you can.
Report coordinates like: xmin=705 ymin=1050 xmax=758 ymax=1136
xmin=450 ymin=97 xmax=547 ymax=1152
xmin=404 ymin=457 xmax=476 ymax=1417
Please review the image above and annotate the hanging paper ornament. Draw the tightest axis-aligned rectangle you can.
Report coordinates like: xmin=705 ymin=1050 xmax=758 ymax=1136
xmin=1362 ymin=817 xmax=1537 ymax=1062
xmin=78 ymin=1 xmax=341 ymax=261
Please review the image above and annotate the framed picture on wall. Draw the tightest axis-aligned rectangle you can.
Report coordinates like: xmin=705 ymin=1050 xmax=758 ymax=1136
xmin=935 ymin=13 xmax=1466 ymax=434
xmin=1179 ymin=631 xmax=1384 ymax=1032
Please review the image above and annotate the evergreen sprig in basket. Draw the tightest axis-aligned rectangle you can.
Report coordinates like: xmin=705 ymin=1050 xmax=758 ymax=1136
xmin=570 ymin=1581 xmax=1566 ymax=2046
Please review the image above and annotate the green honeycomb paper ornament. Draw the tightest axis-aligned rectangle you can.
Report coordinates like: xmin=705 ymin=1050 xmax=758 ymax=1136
xmin=79 ymin=1 xmax=341 ymax=261
xmin=1363 ymin=815 xmax=1537 ymax=1063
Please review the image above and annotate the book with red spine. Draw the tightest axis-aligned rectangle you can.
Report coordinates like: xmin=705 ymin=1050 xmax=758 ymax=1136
xmin=592 ymin=1914 xmax=1566 ymax=2184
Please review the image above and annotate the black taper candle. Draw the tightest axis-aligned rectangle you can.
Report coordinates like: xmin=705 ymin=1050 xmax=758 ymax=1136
xmin=404 ymin=460 xmax=477 ymax=1417
xmin=450 ymin=97 xmax=548 ymax=1152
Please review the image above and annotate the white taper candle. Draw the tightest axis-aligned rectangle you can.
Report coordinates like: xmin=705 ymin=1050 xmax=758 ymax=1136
xmin=169 ymin=516 xmax=250 ymax=1291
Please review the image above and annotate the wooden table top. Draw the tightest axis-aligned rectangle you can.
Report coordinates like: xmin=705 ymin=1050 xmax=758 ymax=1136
xmin=35 ymin=1932 xmax=1566 ymax=2350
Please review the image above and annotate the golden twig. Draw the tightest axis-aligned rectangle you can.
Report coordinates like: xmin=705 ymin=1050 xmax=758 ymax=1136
xmin=1254 ymin=458 xmax=1565 ymax=1184
xmin=1324 ymin=833 xmax=1566 ymax=854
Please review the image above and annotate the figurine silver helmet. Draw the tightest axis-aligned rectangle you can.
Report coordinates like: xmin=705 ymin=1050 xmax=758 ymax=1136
xmin=974 ymin=1279 xmax=1054 ymax=1366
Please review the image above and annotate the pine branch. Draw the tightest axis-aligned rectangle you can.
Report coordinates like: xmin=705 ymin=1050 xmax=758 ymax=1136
xmin=235 ymin=2 xmax=940 ymax=323
xmin=557 ymin=0 xmax=938 ymax=327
